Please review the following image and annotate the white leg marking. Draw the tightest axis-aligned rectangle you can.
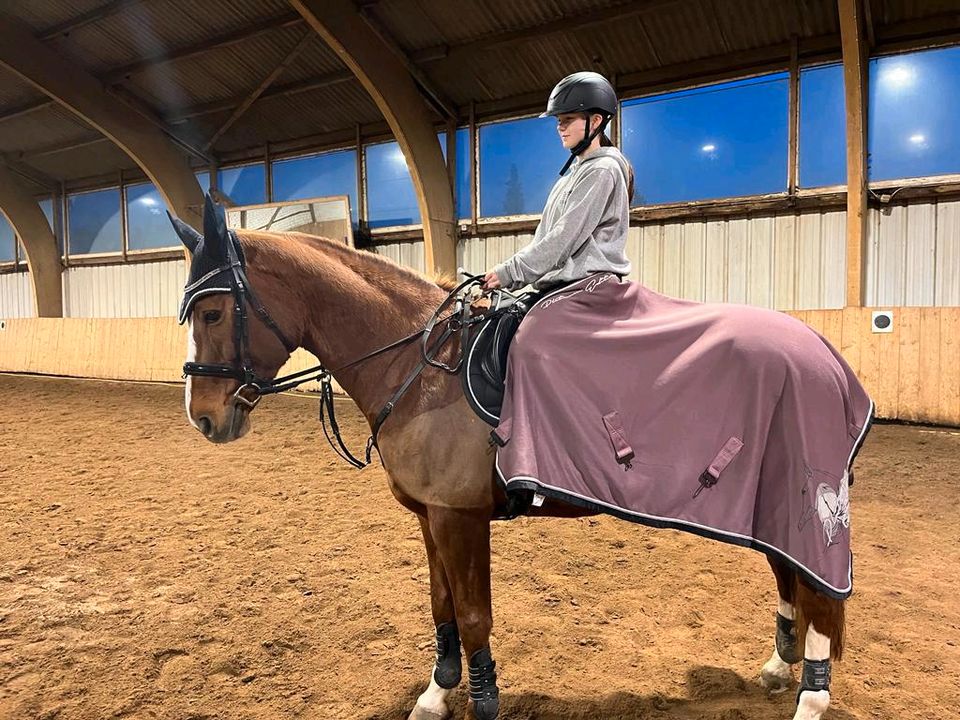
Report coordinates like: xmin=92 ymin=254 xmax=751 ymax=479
xmin=760 ymin=647 xmax=793 ymax=693
xmin=794 ymin=623 xmax=831 ymax=720
xmin=803 ymin=622 xmax=830 ymax=661
xmin=409 ymin=675 xmax=453 ymax=719
xmin=185 ymin=319 xmax=200 ymax=430
xmin=760 ymin=598 xmax=796 ymax=692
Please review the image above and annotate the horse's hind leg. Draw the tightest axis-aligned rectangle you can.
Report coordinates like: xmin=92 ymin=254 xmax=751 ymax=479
xmin=409 ymin=515 xmax=460 ymax=720
xmin=792 ymin=578 xmax=844 ymax=720
xmin=760 ymin=556 xmax=799 ymax=693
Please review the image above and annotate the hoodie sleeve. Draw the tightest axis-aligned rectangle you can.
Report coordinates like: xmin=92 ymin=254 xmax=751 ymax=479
xmin=492 ymin=166 xmax=616 ymax=290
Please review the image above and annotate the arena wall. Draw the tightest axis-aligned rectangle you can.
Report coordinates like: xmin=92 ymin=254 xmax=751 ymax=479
xmin=1 ymin=200 xmax=958 ymax=425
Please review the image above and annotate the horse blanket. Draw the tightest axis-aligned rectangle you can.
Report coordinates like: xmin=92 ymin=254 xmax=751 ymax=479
xmin=492 ymin=274 xmax=874 ymax=599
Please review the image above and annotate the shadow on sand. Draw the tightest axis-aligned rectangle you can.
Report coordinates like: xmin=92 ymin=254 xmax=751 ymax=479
xmin=364 ymin=665 xmax=858 ymax=719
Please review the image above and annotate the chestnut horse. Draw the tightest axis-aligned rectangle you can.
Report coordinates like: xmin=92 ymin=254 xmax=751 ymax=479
xmin=173 ymin=205 xmax=845 ymax=720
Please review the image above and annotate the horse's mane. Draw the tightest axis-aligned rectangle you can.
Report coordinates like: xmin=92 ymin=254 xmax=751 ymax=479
xmin=237 ymin=229 xmax=456 ymax=292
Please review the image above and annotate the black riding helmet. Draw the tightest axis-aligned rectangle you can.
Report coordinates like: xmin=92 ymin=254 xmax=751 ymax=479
xmin=541 ymin=71 xmax=618 ymax=175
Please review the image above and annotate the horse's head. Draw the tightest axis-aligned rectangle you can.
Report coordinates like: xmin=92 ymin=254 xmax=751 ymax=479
xmin=171 ymin=195 xmax=297 ymax=443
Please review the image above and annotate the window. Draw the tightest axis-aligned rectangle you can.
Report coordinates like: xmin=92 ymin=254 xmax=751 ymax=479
xmin=218 ymin=163 xmax=266 ymax=206
xmin=365 ymin=141 xmax=420 ymax=228
xmin=38 ymin=197 xmax=65 ymax=256
xmin=195 ymin=171 xmax=211 ymax=194
xmin=799 ymin=63 xmax=846 ymax=188
xmin=126 ymin=182 xmax=179 ymax=251
xmin=0 ymin=212 xmax=14 ymax=263
xmin=622 ymin=73 xmax=790 ymax=204
xmin=273 ymin=149 xmax=359 ymax=225
xmin=869 ymin=46 xmax=960 ymax=181
xmin=438 ymin=128 xmax=472 ymax=220
xmin=479 ymin=116 xmax=567 ymax=217
xmin=68 ymin=188 xmax=122 ymax=255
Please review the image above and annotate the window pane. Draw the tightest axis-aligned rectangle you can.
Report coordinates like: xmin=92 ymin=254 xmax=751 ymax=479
xmin=218 ymin=164 xmax=266 ymax=206
xmin=622 ymin=74 xmax=789 ymax=204
xmin=438 ymin=128 xmax=472 ymax=220
xmin=273 ymin=149 xmax=358 ymax=225
xmin=196 ymin=171 xmax=211 ymax=194
xmin=479 ymin=116 xmax=567 ymax=217
xmin=33 ymin=197 xmax=64 ymax=257
xmin=68 ymin=188 xmax=121 ymax=255
xmin=800 ymin=64 xmax=846 ymax=188
xmin=0 ymin=212 xmax=14 ymax=262
xmin=366 ymin=141 xmax=420 ymax=228
xmin=869 ymin=46 xmax=960 ymax=181
xmin=127 ymin=182 xmax=179 ymax=251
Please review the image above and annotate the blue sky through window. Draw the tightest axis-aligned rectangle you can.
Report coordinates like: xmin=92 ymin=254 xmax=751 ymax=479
xmin=622 ymin=73 xmax=789 ymax=204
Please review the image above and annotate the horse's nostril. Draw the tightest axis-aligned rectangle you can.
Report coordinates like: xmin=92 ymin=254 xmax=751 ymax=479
xmin=197 ymin=416 xmax=212 ymax=436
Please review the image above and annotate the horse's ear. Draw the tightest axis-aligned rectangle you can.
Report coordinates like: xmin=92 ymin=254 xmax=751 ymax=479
xmin=166 ymin=212 xmax=202 ymax=254
xmin=203 ymin=193 xmax=229 ymax=259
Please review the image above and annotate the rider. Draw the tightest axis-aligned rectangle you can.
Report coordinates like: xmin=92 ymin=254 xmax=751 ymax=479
xmin=483 ymin=71 xmax=633 ymax=292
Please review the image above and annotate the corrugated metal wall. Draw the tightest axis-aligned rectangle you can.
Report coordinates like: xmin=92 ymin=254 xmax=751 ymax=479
xmin=374 ymin=241 xmax=426 ymax=274
xmin=865 ymin=199 xmax=960 ymax=307
xmin=0 ymin=200 xmax=957 ymax=321
xmin=62 ymin=259 xmax=187 ymax=318
xmin=459 ymin=210 xmax=848 ymax=310
xmin=0 ymin=271 xmax=35 ymax=318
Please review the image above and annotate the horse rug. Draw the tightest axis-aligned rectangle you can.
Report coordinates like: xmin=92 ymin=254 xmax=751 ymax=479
xmin=492 ymin=274 xmax=874 ymax=599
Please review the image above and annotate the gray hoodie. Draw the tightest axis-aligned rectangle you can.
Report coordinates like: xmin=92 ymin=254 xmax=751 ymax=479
xmin=493 ymin=146 xmax=632 ymax=291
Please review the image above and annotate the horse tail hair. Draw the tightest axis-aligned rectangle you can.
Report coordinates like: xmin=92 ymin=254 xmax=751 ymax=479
xmin=795 ymin=575 xmax=845 ymax=661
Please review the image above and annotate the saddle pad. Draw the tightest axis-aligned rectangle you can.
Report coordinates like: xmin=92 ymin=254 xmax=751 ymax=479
xmin=493 ymin=275 xmax=874 ymax=599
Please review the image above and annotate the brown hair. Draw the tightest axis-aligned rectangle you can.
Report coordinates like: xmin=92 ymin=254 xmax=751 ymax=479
xmin=600 ymin=132 xmax=635 ymax=203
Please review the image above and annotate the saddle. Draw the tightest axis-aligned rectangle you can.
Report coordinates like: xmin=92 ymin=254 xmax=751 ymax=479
xmin=460 ymin=289 xmax=542 ymax=427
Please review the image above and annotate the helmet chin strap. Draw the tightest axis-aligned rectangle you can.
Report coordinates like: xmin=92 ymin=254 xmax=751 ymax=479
xmin=559 ymin=112 xmax=611 ymax=176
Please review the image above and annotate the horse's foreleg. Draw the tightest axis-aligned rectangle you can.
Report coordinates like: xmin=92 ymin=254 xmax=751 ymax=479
xmin=409 ymin=515 xmax=460 ymax=720
xmin=428 ymin=506 xmax=499 ymax=720
xmin=760 ymin=556 xmax=799 ymax=693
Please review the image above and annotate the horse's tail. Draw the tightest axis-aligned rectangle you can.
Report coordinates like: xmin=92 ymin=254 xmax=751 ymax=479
xmin=795 ymin=575 xmax=846 ymax=661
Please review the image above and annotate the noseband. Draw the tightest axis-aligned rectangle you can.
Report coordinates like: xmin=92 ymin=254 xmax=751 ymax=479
xmin=182 ymin=237 xmax=491 ymax=468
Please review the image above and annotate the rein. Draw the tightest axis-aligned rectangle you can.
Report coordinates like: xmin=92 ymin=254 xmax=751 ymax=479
xmin=183 ymin=250 xmax=495 ymax=468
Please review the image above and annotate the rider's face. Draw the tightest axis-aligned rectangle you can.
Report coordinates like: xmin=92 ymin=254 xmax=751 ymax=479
xmin=557 ymin=113 xmax=601 ymax=150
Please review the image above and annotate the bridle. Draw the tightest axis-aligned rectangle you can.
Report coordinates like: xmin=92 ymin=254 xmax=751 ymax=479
xmin=182 ymin=231 xmax=296 ymax=412
xmin=182 ymin=233 xmax=494 ymax=468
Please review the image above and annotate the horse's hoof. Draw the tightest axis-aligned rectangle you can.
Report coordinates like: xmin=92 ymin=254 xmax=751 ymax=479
xmin=760 ymin=665 xmax=794 ymax=694
xmin=760 ymin=673 xmax=791 ymax=694
xmin=408 ymin=705 xmax=451 ymax=720
xmin=760 ymin=649 xmax=794 ymax=694
xmin=466 ymin=697 xmax=499 ymax=720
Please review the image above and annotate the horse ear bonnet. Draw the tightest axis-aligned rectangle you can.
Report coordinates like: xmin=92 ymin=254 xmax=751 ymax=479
xmin=175 ymin=194 xmax=243 ymax=324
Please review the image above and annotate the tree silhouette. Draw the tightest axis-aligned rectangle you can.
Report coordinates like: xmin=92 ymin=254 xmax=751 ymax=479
xmin=503 ymin=163 xmax=525 ymax=215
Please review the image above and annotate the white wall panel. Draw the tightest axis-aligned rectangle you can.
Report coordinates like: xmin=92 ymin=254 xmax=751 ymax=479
xmin=62 ymin=259 xmax=187 ymax=318
xmin=935 ymin=201 xmax=960 ymax=306
xmin=0 ymin=271 xmax=35 ymax=318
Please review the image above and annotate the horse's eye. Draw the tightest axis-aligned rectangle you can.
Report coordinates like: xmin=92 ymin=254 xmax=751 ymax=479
xmin=203 ymin=310 xmax=222 ymax=324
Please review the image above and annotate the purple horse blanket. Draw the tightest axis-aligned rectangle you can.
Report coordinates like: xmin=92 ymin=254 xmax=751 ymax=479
xmin=493 ymin=273 xmax=874 ymax=599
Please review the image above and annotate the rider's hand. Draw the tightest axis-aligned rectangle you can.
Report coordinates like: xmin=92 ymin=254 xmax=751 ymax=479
xmin=482 ymin=271 xmax=502 ymax=290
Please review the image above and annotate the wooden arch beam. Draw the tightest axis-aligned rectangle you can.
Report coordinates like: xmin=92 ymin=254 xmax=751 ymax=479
xmin=0 ymin=163 xmax=62 ymax=317
xmin=290 ymin=0 xmax=456 ymax=274
xmin=0 ymin=15 xmax=204 ymax=229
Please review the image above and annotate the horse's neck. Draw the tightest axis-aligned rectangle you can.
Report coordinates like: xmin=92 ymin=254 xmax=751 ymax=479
xmin=262 ymin=236 xmax=446 ymax=421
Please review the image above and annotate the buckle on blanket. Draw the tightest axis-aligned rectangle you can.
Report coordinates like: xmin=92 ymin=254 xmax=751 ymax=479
xmin=692 ymin=470 xmax=717 ymax=499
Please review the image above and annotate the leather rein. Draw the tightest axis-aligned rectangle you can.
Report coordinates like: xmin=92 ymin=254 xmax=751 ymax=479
xmin=182 ymin=239 xmax=492 ymax=468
